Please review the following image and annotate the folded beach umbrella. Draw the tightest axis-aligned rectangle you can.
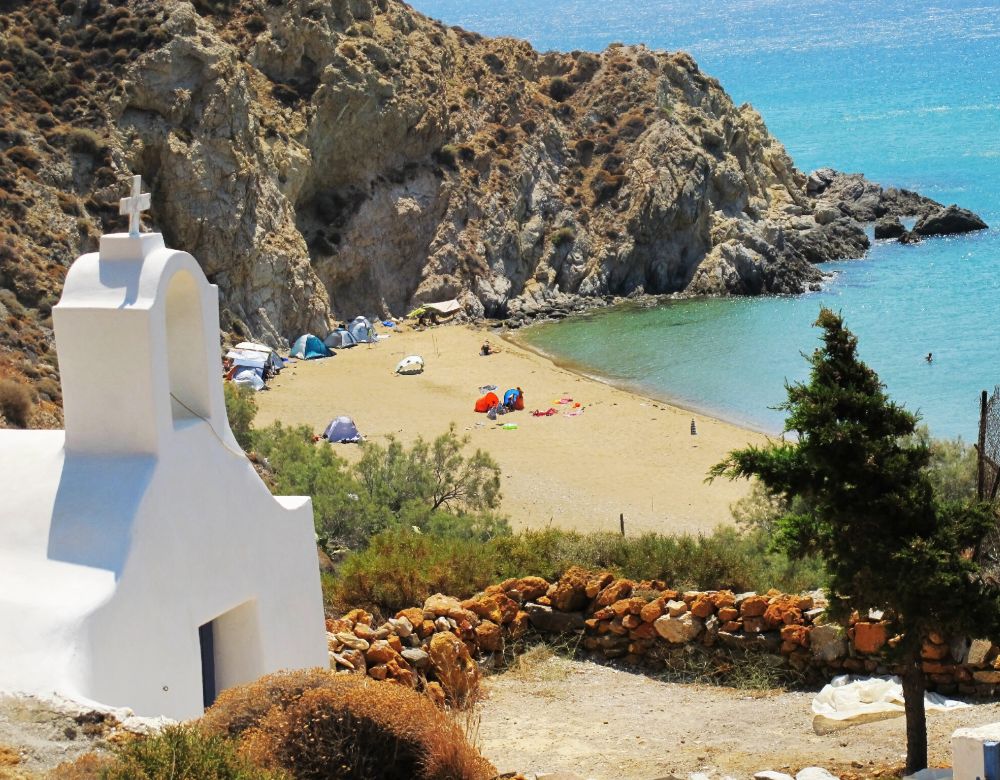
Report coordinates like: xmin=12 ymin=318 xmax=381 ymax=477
xmin=395 ymin=355 xmax=424 ymax=374
xmin=323 ymin=416 xmax=362 ymax=443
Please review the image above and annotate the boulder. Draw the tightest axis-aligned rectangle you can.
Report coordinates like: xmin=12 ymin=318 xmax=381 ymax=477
xmin=525 ymin=603 xmax=586 ymax=633
xmin=740 ymin=595 xmax=768 ymax=618
xmin=914 ymin=204 xmax=988 ymax=236
xmin=964 ymin=638 xmax=993 ymax=667
xmin=474 ymin=619 xmax=503 ymax=652
xmin=548 ymin=567 xmax=590 ymax=612
xmin=653 ymin=612 xmax=704 ymax=643
xmin=428 ymin=631 xmax=480 ymax=704
xmin=874 ymin=216 xmax=905 ymax=239
xmin=810 ymin=624 xmax=847 ymax=663
xmin=424 ymin=593 xmax=463 ymax=618
xmin=666 ymin=599 xmax=688 ymax=617
xmin=853 ymin=621 xmax=888 ymax=654
xmin=401 ymin=647 xmax=430 ymax=669
xmin=508 ymin=576 xmax=550 ymax=603
xmin=796 ymin=769 xmax=839 ymax=780
xmin=595 ymin=578 xmax=634 ymax=607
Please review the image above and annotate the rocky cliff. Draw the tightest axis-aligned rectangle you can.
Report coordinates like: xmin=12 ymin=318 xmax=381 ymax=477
xmin=0 ymin=0 xmax=982 ymax=422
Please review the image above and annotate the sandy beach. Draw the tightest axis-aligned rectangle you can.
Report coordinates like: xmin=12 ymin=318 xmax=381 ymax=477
xmin=254 ymin=323 xmax=767 ymax=535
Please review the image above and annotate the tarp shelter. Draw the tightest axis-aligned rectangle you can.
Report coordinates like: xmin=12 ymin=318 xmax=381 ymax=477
xmin=324 ymin=328 xmax=358 ymax=349
xmin=348 ymin=316 xmax=375 ymax=344
xmin=474 ymin=392 xmax=500 ymax=413
xmin=226 ymin=350 xmax=267 ymax=370
xmin=425 ymin=299 xmax=461 ymax=316
xmin=323 ymin=416 xmax=362 ymax=443
xmin=503 ymin=388 xmax=525 ymax=410
xmin=235 ymin=342 xmax=284 ymax=372
xmin=290 ymin=334 xmax=332 ymax=360
xmin=231 ymin=365 xmax=265 ymax=392
xmin=395 ymin=355 xmax=424 ymax=375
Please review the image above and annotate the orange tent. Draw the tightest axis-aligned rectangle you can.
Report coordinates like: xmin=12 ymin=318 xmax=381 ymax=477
xmin=474 ymin=392 xmax=500 ymax=413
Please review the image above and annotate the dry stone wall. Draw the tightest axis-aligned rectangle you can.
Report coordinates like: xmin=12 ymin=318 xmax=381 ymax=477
xmin=328 ymin=567 xmax=1000 ymax=704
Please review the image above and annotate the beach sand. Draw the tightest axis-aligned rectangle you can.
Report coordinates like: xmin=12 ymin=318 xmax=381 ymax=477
xmin=254 ymin=323 xmax=768 ymax=535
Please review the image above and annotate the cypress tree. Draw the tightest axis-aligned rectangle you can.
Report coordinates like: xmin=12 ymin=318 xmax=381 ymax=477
xmin=710 ymin=308 xmax=1000 ymax=772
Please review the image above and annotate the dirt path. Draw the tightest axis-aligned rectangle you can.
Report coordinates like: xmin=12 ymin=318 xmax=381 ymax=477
xmin=477 ymin=654 xmax=1000 ymax=779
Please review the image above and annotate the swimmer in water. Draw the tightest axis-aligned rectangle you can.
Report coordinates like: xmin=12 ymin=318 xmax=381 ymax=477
xmin=926 ymin=352 xmax=933 ymax=363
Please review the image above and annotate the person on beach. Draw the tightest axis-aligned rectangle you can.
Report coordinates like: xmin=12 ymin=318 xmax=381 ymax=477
xmin=481 ymin=339 xmax=501 ymax=356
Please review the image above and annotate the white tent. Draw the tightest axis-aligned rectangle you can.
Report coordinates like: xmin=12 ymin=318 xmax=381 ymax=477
xmin=231 ymin=366 xmax=265 ymax=391
xmin=395 ymin=355 xmax=424 ymax=375
xmin=323 ymin=416 xmax=362 ymax=443
xmin=233 ymin=342 xmax=283 ymax=372
xmin=348 ymin=316 xmax=374 ymax=344
xmin=226 ymin=349 xmax=267 ymax=369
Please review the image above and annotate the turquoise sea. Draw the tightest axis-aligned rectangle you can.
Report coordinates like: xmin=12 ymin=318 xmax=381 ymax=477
xmin=411 ymin=0 xmax=1000 ymax=441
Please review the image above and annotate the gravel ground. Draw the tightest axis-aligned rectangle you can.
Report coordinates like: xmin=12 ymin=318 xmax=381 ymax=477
xmin=476 ymin=653 xmax=1000 ymax=780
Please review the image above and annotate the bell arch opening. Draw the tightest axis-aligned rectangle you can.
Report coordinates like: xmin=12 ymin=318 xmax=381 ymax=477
xmin=164 ymin=270 xmax=212 ymax=425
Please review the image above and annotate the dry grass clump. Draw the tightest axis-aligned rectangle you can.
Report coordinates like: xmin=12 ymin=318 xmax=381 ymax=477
xmin=0 ymin=378 xmax=33 ymax=427
xmin=239 ymin=681 xmax=495 ymax=780
xmin=200 ymin=667 xmax=343 ymax=740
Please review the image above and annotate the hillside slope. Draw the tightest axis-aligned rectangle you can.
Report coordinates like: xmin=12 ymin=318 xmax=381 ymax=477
xmin=0 ymin=0 xmax=950 ymax=422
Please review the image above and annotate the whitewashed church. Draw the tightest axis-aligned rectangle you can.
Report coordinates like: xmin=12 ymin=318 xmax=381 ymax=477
xmin=0 ymin=177 xmax=328 ymax=719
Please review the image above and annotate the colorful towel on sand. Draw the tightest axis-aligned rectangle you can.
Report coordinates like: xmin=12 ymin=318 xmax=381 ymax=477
xmin=531 ymin=408 xmax=558 ymax=417
xmin=564 ymin=408 xmax=585 ymax=417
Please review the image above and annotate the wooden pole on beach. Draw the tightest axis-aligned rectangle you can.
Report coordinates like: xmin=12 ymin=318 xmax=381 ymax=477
xmin=619 ymin=513 xmax=625 ymax=536
xmin=978 ymin=390 xmax=988 ymax=501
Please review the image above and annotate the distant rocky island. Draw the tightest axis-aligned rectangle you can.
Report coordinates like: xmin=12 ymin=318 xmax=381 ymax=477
xmin=0 ymin=0 xmax=986 ymax=417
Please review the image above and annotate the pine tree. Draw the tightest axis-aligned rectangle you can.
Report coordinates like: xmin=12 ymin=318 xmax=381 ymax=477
xmin=710 ymin=308 xmax=1000 ymax=772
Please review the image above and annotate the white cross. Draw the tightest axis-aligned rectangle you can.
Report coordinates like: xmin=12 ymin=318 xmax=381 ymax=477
xmin=119 ymin=175 xmax=151 ymax=238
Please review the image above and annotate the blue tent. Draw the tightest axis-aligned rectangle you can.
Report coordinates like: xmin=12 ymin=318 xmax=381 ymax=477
xmin=324 ymin=328 xmax=358 ymax=349
xmin=290 ymin=334 xmax=333 ymax=360
xmin=348 ymin=316 xmax=375 ymax=344
xmin=503 ymin=388 xmax=523 ymax=408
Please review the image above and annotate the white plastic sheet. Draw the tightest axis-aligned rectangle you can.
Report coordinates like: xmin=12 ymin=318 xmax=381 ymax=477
xmin=811 ymin=675 xmax=970 ymax=735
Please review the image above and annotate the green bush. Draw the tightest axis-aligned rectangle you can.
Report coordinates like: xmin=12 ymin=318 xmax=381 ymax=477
xmin=0 ymin=378 xmax=33 ymax=427
xmin=101 ymin=725 xmax=285 ymax=780
xmin=548 ymin=76 xmax=574 ymax=102
xmin=223 ymin=382 xmax=257 ymax=451
xmin=549 ymin=227 xmax=576 ymax=247
xmin=329 ymin=525 xmax=825 ymax=615
xmin=252 ymin=423 xmax=505 ymax=552
xmin=916 ymin=425 xmax=978 ymax=502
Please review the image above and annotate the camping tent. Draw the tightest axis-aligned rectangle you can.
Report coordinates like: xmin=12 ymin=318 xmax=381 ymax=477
xmin=323 ymin=416 xmax=362 ymax=443
xmin=474 ymin=392 xmax=500 ymax=413
xmin=235 ymin=342 xmax=284 ymax=372
xmin=348 ymin=316 xmax=375 ymax=344
xmin=503 ymin=388 xmax=525 ymax=410
xmin=290 ymin=334 xmax=333 ymax=360
xmin=231 ymin=365 xmax=265 ymax=392
xmin=324 ymin=328 xmax=358 ymax=349
xmin=226 ymin=350 xmax=267 ymax=370
xmin=395 ymin=355 xmax=424 ymax=375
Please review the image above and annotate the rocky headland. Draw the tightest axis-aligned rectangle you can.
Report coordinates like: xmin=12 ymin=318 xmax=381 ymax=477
xmin=0 ymin=0 xmax=987 ymax=421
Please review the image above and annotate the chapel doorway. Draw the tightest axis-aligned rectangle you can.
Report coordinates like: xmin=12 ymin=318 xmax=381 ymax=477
xmin=198 ymin=600 xmax=263 ymax=711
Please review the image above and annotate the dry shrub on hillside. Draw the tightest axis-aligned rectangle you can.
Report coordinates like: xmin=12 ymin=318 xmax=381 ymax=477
xmin=239 ymin=681 xmax=495 ymax=780
xmin=200 ymin=667 xmax=342 ymax=740
xmin=0 ymin=378 xmax=33 ymax=427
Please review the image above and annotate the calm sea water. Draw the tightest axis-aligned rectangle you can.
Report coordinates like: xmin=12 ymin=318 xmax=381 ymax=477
xmin=411 ymin=0 xmax=1000 ymax=440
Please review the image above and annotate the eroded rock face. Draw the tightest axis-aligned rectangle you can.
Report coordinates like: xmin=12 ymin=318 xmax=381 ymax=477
xmin=0 ymin=0 xmax=986 ymax=373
